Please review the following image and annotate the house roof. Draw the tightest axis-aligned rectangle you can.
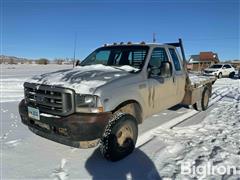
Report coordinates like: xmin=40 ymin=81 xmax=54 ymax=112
xmin=199 ymin=52 xmax=218 ymax=60
xmin=189 ymin=52 xmax=219 ymax=63
xmin=188 ymin=55 xmax=199 ymax=62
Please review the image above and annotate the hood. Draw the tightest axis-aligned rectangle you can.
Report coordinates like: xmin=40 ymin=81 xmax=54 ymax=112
xmin=27 ymin=64 xmax=138 ymax=94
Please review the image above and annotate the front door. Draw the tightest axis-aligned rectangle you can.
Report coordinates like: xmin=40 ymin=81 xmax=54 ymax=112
xmin=222 ymin=65 xmax=229 ymax=76
xmin=147 ymin=47 xmax=177 ymax=114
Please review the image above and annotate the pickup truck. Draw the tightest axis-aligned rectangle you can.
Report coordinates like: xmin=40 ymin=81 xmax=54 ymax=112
xmin=19 ymin=39 xmax=216 ymax=161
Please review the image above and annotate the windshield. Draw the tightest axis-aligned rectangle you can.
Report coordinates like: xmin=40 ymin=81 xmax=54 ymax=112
xmin=80 ymin=45 xmax=149 ymax=71
xmin=209 ymin=64 xmax=223 ymax=69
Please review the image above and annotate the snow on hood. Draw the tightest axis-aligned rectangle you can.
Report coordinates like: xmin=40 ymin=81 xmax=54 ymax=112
xmin=27 ymin=64 xmax=138 ymax=94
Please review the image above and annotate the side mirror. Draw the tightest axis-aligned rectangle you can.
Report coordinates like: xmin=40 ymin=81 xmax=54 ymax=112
xmin=222 ymin=67 xmax=226 ymax=69
xmin=75 ymin=60 xmax=80 ymax=66
xmin=159 ymin=61 xmax=172 ymax=78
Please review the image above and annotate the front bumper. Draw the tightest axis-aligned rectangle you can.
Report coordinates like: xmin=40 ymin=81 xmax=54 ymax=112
xmin=19 ymin=99 xmax=112 ymax=148
xmin=203 ymin=72 xmax=218 ymax=76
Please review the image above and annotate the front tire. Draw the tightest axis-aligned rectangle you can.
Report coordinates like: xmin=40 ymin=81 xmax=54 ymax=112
xmin=100 ymin=113 xmax=138 ymax=161
xmin=229 ymin=72 xmax=235 ymax=78
xmin=218 ymin=72 xmax=222 ymax=79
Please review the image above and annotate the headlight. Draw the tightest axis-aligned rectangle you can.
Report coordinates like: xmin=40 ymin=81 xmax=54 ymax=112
xmin=75 ymin=94 xmax=103 ymax=113
xmin=75 ymin=94 xmax=97 ymax=107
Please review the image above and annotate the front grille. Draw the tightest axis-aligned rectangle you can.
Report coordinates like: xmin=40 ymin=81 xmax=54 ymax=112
xmin=24 ymin=82 xmax=75 ymax=116
xmin=204 ymin=71 xmax=213 ymax=74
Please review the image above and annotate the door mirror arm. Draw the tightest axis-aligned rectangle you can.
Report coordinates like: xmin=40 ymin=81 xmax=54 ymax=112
xmin=148 ymin=66 xmax=160 ymax=78
xmin=75 ymin=60 xmax=80 ymax=66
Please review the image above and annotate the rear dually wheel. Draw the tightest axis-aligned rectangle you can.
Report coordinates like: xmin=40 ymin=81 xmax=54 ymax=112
xmin=193 ymin=87 xmax=210 ymax=111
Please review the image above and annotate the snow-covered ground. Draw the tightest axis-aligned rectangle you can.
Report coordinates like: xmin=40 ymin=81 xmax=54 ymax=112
xmin=0 ymin=64 xmax=73 ymax=103
xmin=142 ymin=78 xmax=240 ymax=179
xmin=1 ymin=64 xmax=240 ymax=179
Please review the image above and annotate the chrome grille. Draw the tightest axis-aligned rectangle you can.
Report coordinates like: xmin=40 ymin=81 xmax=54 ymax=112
xmin=204 ymin=70 xmax=214 ymax=74
xmin=24 ymin=82 xmax=74 ymax=116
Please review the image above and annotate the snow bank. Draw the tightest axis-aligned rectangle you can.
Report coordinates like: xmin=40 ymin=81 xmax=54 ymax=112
xmin=0 ymin=64 xmax=71 ymax=102
xmin=0 ymin=78 xmax=26 ymax=102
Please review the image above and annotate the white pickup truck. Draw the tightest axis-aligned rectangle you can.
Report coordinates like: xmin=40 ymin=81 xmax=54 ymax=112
xmin=19 ymin=39 xmax=216 ymax=161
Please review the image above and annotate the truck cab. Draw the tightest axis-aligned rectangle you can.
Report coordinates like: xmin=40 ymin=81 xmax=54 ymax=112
xmin=77 ymin=43 xmax=187 ymax=118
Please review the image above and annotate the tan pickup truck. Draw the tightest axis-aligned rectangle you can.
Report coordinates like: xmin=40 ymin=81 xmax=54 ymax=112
xmin=19 ymin=39 xmax=216 ymax=161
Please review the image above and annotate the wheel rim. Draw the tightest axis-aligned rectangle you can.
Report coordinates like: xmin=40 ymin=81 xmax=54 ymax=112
xmin=203 ymin=91 xmax=209 ymax=108
xmin=219 ymin=73 xmax=222 ymax=78
xmin=116 ymin=124 xmax=134 ymax=147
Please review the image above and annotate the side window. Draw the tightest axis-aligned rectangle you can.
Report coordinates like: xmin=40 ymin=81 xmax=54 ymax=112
xmin=149 ymin=48 xmax=168 ymax=68
xmin=224 ymin=65 xmax=231 ymax=69
xmin=148 ymin=48 xmax=169 ymax=76
xmin=169 ymin=48 xmax=181 ymax=71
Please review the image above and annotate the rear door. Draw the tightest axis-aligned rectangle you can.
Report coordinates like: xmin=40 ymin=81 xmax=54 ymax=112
xmin=147 ymin=47 xmax=177 ymax=114
xmin=168 ymin=48 xmax=186 ymax=103
xmin=224 ymin=64 xmax=234 ymax=75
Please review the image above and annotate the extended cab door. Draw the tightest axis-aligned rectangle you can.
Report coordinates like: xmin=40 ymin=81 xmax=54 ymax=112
xmin=147 ymin=47 xmax=178 ymax=114
xmin=168 ymin=47 xmax=186 ymax=103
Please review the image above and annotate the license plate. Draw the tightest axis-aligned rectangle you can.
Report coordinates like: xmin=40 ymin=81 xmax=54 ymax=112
xmin=28 ymin=107 xmax=40 ymax=120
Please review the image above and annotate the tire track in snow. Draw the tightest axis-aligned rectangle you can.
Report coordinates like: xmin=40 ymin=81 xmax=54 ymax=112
xmin=5 ymin=139 xmax=22 ymax=147
xmin=51 ymin=158 xmax=69 ymax=180
xmin=0 ymin=111 xmax=21 ymax=145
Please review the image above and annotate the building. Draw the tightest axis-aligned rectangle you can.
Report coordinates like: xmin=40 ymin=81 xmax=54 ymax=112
xmin=225 ymin=60 xmax=240 ymax=70
xmin=188 ymin=52 xmax=220 ymax=71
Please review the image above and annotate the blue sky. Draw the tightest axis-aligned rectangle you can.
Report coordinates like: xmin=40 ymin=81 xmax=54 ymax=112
xmin=1 ymin=0 xmax=239 ymax=61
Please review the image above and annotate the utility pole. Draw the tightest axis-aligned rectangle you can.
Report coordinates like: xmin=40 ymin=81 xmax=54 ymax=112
xmin=153 ymin=32 xmax=156 ymax=43
xmin=73 ymin=32 xmax=77 ymax=68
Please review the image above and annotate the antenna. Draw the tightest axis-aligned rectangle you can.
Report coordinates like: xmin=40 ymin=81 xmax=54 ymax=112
xmin=73 ymin=32 xmax=77 ymax=68
xmin=153 ymin=32 xmax=156 ymax=43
